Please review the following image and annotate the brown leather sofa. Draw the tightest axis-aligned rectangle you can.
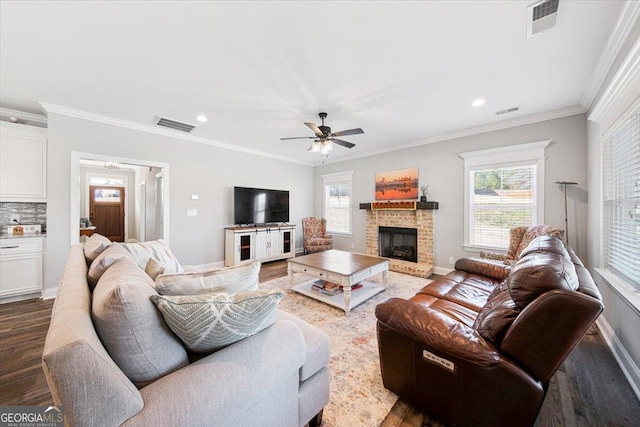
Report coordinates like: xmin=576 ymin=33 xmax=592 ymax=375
xmin=375 ymin=236 xmax=603 ymax=427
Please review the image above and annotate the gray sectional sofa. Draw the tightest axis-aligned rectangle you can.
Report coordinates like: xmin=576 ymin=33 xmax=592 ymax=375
xmin=42 ymin=244 xmax=330 ymax=427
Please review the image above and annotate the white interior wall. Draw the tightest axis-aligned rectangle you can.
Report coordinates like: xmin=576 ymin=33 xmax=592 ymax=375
xmin=44 ymin=113 xmax=314 ymax=290
xmin=314 ymin=113 xmax=589 ymax=271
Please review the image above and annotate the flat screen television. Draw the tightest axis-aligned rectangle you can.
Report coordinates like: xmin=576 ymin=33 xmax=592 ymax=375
xmin=234 ymin=186 xmax=290 ymax=225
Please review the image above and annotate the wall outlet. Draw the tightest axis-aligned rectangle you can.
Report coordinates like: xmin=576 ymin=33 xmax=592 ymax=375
xmin=10 ymin=214 xmax=20 ymax=223
xmin=448 ymin=256 xmax=455 ymax=265
xmin=187 ymin=209 xmax=198 ymax=217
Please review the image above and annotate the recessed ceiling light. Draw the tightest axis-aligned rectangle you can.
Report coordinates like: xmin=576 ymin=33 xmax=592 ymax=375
xmin=471 ymin=98 xmax=486 ymax=107
xmin=196 ymin=115 xmax=208 ymax=122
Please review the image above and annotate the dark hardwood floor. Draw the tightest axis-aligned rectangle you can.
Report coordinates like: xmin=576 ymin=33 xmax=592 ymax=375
xmin=1 ymin=259 xmax=639 ymax=427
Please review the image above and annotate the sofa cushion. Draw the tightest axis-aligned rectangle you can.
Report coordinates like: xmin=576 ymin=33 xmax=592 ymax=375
xmin=150 ymin=290 xmax=284 ymax=354
xmin=454 ymin=257 xmax=511 ymax=282
xmin=154 ymin=261 xmax=260 ymax=296
xmin=121 ymin=239 xmax=183 ymax=274
xmin=87 ymin=244 xmax=136 ymax=290
xmin=518 ymin=235 xmax=569 ymax=260
xmin=417 ymin=270 xmax=498 ymax=312
xmin=83 ymin=233 xmax=112 ymax=264
xmin=473 ymin=281 xmax=520 ymax=344
xmin=92 ymin=257 xmax=189 ymax=388
xmin=508 ymin=250 xmax=579 ymax=310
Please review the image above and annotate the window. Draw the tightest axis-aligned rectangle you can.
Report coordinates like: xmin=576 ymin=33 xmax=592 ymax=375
xmin=603 ymin=106 xmax=640 ymax=290
xmin=322 ymin=171 xmax=353 ymax=234
xmin=460 ymin=141 xmax=549 ymax=250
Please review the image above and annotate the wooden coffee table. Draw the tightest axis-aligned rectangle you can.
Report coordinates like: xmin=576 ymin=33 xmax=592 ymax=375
xmin=287 ymin=249 xmax=389 ymax=314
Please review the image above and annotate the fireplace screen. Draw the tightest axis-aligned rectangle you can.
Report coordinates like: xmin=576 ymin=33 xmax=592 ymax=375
xmin=378 ymin=226 xmax=418 ymax=262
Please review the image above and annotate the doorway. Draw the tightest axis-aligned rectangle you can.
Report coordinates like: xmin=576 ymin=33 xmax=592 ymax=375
xmin=70 ymin=152 xmax=170 ymax=246
xmin=89 ymin=185 xmax=125 ymax=241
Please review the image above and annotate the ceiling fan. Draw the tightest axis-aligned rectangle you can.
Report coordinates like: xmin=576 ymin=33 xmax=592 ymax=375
xmin=281 ymin=112 xmax=364 ymax=155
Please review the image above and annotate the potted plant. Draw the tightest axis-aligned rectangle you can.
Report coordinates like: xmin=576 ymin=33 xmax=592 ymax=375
xmin=420 ymin=185 xmax=429 ymax=202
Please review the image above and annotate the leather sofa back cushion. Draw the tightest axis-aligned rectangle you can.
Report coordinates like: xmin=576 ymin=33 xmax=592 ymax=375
xmin=518 ymin=235 xmax=570 ymax=260
xmin=473 ymin=282 xmax=520 ymax=344
xmin=92 ymin=257 xmax=189 ymax=388
xmin=508 ymin=251 xmax=579 ymax=310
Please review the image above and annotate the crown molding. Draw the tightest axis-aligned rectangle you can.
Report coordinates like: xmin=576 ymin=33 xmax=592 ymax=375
xmin=39 ymin=103 xmax=313 ymax=167
xmin=316 ymin=105 xmax=585 ymax=166
xmin=0 ymin=107 xmax=47 ymax=124
xmin=588 ymin=34 xmax=640 ymax=123
xmin=581 ymin=0 xmax=640 ymax=111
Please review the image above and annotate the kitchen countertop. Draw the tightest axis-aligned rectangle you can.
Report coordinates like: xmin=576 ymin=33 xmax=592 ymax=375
xmin=0 ymin=233 xmax=46 ymax=239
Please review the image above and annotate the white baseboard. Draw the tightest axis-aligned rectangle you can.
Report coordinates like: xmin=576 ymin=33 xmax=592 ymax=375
xmin=41 ymin=287 xmax=59 ymax=300
xmin=596 ymin=316 xmax=640 ymax=401
xmin=433 ymin=266 xmax=454 ymax=276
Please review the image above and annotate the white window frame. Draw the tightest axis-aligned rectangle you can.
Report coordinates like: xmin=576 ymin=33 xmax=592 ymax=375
xmin=600 ymin=101 xmax=640 ymax=293
xmin=460 ymin=140 xmax=550 ymax=252
xmin=321 ymin=170 xmax=353 ymax=236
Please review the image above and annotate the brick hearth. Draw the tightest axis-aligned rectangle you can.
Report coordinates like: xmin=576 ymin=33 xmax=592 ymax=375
xmin=364 ymin=209 xmax=435 ymax=278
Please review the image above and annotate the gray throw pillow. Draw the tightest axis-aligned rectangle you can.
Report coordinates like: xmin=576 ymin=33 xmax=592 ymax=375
xmin=87 ymin=244 xmax=136 ymax=290
xmin=150 ymin=290 xmax=284 ymax=354
xmin=154 ymin=261 xmax=260 ymax=296
xmin=92 ymin=257 xmax=189 ymax=388
xmin=120 ymin=239 xmax=183 ymax=274
xmin=83 ymin=233 xmax=112 ymax=264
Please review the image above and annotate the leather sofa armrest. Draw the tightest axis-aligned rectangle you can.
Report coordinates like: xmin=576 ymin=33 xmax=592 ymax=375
xmin=454 ymin=257 xmax=511 ymax=281
xmin=376 ymin=298 xmax=499 ymax=367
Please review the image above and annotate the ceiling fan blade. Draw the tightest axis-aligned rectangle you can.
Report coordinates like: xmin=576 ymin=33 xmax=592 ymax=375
xmin=305 ymin=122 xmax=323 ymax=136
xmin=330 ymin=128 xmax=364 ymax=137
xmin=331 ymin=138 xmax=356 ymax=149
xmin=280 ymin=136 xmax=315 ymax=140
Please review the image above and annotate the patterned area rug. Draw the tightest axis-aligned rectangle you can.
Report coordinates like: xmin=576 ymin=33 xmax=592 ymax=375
xmin=260 ymin=271 xmax=432 ymax=427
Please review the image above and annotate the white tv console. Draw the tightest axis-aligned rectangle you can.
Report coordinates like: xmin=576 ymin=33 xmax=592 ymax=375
xmin=224 ymin=224 xmax=296 ymax=267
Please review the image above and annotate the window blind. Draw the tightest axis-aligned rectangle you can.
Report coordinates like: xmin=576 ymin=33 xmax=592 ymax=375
xmin=604 ymin=110 xmax=640 ymax=289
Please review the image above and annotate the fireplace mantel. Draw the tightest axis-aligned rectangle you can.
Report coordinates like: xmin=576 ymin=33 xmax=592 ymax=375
xmin=359 ymin=201 xmax=439 ymax=210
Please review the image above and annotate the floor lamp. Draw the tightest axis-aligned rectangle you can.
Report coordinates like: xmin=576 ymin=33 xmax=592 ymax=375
xmin=554 ymin=181 xmax=578 ymax=246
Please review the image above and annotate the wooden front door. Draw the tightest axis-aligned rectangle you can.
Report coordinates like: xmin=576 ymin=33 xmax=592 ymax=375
xmin=90 ymin=185 xmax=125 ymax=242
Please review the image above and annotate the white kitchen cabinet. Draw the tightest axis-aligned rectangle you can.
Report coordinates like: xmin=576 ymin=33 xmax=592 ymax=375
xmin=0 ymin=237 xmax=44 ymax=299
xmin=0 ymin=121 xmax=47 ymax=202
xmin=225 ymin=225 xmax=295 ymax=267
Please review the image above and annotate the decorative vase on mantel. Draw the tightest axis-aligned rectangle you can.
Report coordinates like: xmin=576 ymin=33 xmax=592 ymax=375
xmin=420 ymin=196 xmax=427 ymax=202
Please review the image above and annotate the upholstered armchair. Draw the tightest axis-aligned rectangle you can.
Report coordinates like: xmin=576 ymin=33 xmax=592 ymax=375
xmin=481 ymin=225 xmax=564 ymax=264
xmin=302 ymin=217 xmax=333 ymax=254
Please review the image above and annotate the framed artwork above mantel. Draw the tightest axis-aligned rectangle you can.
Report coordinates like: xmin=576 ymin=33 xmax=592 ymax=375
xmin=375 ymin=167 xmax=419 ymax=201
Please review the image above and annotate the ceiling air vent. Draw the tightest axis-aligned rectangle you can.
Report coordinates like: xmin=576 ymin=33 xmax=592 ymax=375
xmin=156 ymin=116 xmax=196 ymax=133
xmin=527 ymin=0 xmax=559 ymax=38
xmin=495 ymin=106 xmax=520 ymax=116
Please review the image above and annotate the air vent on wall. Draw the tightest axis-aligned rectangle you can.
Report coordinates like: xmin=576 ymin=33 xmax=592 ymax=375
xmin=495 ymin=106 xmax=520 ymax=116
xmin=156 ymin=116 xmax=196 ymax=133
xmin=527 ymin=0 xmax=559 ymax=38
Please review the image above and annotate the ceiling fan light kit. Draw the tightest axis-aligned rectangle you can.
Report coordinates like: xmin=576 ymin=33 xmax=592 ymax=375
xmin=282 ymin=112 xmax=364 ymax=155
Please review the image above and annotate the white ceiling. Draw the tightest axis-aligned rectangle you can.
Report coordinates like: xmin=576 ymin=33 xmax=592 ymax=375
xmin=0 ymin=1 xmax=630 ymax=165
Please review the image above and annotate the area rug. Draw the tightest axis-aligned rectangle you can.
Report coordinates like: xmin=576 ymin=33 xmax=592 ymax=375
xmin=260 ymin=271 xmax=432 ymax=427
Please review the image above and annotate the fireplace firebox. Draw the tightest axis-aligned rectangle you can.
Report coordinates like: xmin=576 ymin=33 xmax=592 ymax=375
xmin=378 ymin=226 xmax=418 ymax=263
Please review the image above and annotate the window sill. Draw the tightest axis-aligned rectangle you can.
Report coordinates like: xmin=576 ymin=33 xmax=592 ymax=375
xmin=595 ymin=268 xmax=640 ymax=315
xmin=328 ymin=231 xmax=353 ymax=238
xmin=463 ymin=244 xmax=507 ymax=254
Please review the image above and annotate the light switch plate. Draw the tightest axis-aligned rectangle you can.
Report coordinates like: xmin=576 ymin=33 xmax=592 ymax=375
xmin=187 ymin=209 xmax=198 ymax=217
xmin=191 ymin=194 xmax=199 ymax=200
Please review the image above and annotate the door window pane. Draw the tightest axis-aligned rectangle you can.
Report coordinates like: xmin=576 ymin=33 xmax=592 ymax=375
xmin=94 ymin=188 xmax=121 ymax=202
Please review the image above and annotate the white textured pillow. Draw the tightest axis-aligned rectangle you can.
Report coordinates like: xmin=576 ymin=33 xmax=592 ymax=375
xmin=154 ymin=261 xmax=260 ymax=296
xmin=150 ymin=290 xmax=284 ymax=354
xmin=83 ymin=233 xmax=112 ymax=264
xmin=87 ymin=244 xmax=136 ymax=290
xmin=121 ymin=239 xmax=183 ymax=274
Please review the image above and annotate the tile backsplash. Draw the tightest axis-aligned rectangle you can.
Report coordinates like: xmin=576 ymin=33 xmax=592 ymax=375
xmin=0 ymin=202 xmax=47 ymax=233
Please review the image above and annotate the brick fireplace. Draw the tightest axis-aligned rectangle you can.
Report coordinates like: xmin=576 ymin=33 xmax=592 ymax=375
xmin=361 ymin=202 xmax=437 ymax=278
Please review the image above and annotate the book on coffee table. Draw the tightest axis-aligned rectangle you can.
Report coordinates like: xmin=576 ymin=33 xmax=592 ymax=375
xmin=312 ymin=279 xmax=363 ymax=296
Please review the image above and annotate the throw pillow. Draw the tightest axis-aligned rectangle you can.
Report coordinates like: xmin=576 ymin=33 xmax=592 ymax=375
xmin=83 ymin=233 xmax=112 ymax=264
xmin=154 ymin=261 xmax=260 ymax=296
xmin=92 ymin=257 xmax=189 ymax=388
xmin=87 ymin=244 xmax=136 ymax=290
xmin=120 ymin=239 xmax=183 ymax=274
xmin=145 ymin=258 xmax=165 ymax=281
xmin=150 ymin=290 xmax=284 ymax=354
